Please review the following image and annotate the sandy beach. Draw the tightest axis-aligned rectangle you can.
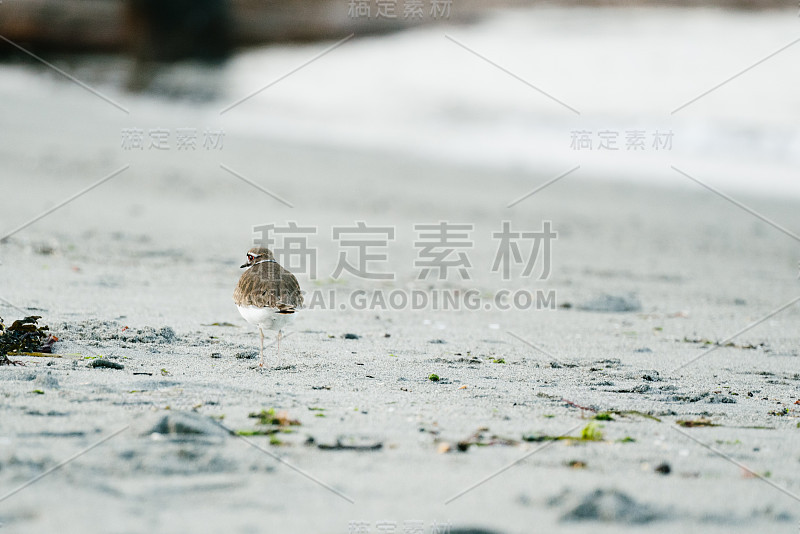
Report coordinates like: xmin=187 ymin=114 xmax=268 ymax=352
xmin=1 ymin=6 xmax=800 ymax=533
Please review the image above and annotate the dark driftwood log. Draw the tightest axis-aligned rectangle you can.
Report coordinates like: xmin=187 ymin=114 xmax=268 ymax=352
xmin=124 ymin=0 xmax=233 ymax=62
xmin=0 ymin=0 xmax=434 ymax=55
xmin=0 ymin=0 xmax=124 ymax=53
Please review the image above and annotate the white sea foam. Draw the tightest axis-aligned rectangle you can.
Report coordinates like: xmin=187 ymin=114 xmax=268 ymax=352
xmin=221 ymin=7 xmax=800 ymax=196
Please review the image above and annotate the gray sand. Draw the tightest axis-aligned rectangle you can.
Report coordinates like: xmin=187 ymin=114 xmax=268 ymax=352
xmin=1 ymin=55 xmax=799 ymax=534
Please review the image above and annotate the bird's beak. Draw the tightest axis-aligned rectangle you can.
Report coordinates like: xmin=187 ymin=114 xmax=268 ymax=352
xmin=240 ymin=263 xmax=248 ymax=268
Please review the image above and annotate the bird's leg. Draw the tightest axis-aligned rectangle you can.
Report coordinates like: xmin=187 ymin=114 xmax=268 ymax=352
xmin=276 ymin=329 xmax=283 ymax=361
xmin=259 ymin=327 xmax=265 ymax=368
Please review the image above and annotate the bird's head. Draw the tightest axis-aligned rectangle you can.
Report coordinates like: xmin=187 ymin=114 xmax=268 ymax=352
xmin=241 ymin=247 xmax=275 ymax=268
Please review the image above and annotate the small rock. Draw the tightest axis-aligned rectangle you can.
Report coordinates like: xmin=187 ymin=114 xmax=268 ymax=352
xmin=317 ymin=436 xmax=382 ymax=451
xmin=708 ymin=394 xmax=736 ymax=404
xmin=235 ymin=351 xmax=257 ymax=360
xmin=34 ymin=242 xmax=57 ymax=255
xmin=343 ymin=333 xmax=360 ymax=340
xmin=429 ymin=339 xmax=447 ymax=344
xmin=578 ymin=294 xmax=642 ymax=313
xmin=561 ymin=489 xmax=662 ymax=524
xmin=634 ymin=348 xmax=652 ymax=353
xmin=210 ymin=352 xmax=222 ymax=359
xmin=88 ymin=359 xmax=124 ymax=370
xmin=654 ymin=463 xmax=671 ymax=475
xmin=158 ymin=327 xmax=177 ymax=343
xmin=642 ymin=370 xmax=660 ymax=382
xmin=144 ymin=411 xmax=230 ymax=438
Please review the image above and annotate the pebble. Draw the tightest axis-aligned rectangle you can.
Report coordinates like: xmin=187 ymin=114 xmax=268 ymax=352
xmin=87 ymin=359 xmax=124 ymax=370
xmin=144 ymin=411 xmax=230 ymax=438
xmin=578 ymin=294 xmax=642 ymax=313
xmin=562 ymin=488 xmax=662 ymax=524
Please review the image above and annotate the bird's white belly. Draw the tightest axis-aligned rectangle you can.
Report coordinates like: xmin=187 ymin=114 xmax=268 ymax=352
xmin=237 ymin=306 xmax=296 ymax=331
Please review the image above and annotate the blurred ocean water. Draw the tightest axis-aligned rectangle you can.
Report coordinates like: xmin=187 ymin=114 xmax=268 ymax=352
xmin=2 ymin=7 xmax=798 ymax=196
xmin=222 ymin=7 xmax=800 ymax=196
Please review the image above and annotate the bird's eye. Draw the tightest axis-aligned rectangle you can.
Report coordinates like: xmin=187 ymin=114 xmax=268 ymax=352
xmin=247 ymin=255 xmax=254 ymax=261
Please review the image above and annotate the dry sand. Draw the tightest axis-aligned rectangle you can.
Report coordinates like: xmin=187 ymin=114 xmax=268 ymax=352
xmin=1 ymin=63 xmax=799 ymax=534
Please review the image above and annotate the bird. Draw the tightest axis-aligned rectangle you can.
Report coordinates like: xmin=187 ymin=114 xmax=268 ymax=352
xmin=233 ymin=247 xmax=303 ymax=367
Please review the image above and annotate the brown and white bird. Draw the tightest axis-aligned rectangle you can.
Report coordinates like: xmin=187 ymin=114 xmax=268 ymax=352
xmin=233 ymin=247 xmax=303 ymax=367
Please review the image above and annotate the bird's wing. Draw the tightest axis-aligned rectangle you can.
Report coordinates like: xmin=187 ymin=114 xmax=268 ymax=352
xmin=234 ymin=262 xmax=304 ymax=311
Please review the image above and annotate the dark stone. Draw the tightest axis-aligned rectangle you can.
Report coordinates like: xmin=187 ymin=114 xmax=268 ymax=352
xmin=145 ymin=411 xmax=230 ymax=438
xmin=562 ymin=489 xmax=662 ymax=524
xmin=88 ymin=359 xmax=124 ymax=370
xmin=578 ymin=294 xmax=642 ymax=313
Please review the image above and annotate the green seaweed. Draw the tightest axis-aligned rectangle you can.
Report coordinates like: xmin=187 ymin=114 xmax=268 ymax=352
xmin=248 ymin=408 xmax=301 ymax=427
xmin=580 ymin=422 xmax=604 ymax=441
xmin=428 ymin=374 xmax=440 ymax=382
xmin=235 ymin=429 xmax=277 ymax=436
xmin=523 ymin=422 xmax=606 ymax=443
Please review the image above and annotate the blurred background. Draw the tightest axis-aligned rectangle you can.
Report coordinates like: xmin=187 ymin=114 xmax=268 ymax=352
xmin=1 ymin=0 xmax=798 ymax=200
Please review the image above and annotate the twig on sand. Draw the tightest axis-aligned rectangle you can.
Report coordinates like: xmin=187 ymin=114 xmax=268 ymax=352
xmin=561 ymin=398 xmax=597 ymax=415
xmin=0 ymin=355 xmax=24 ymax=366
xmin=8 ymin=352 xmax=62 ymax=358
